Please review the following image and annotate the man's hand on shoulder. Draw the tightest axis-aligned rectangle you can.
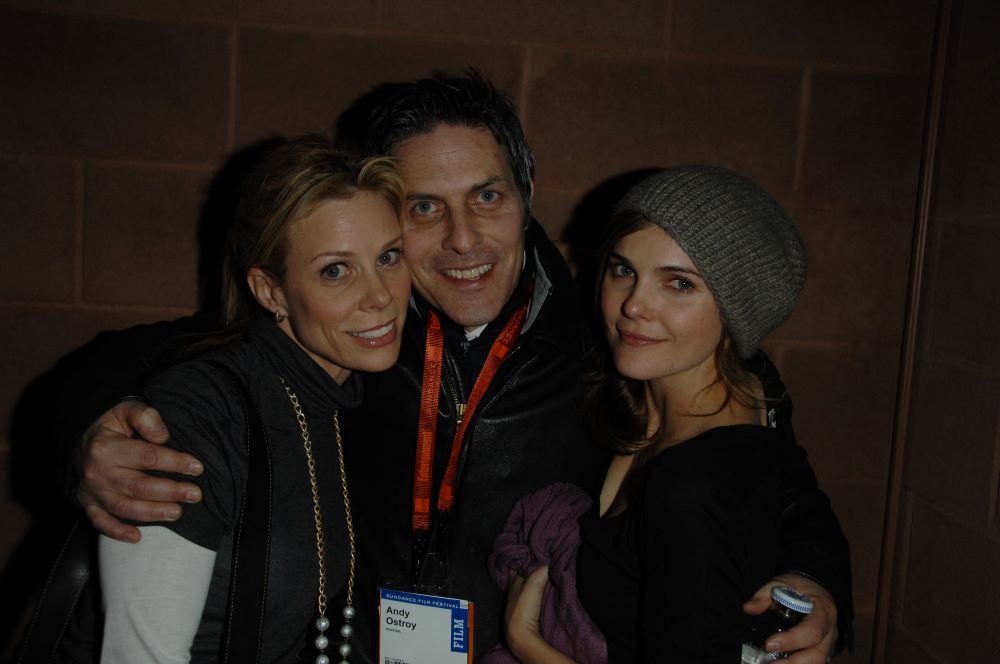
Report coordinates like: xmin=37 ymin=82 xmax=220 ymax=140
xmin=744 ymin=573 xmax=838 ymax=663
xmin=79 ymin=400 xmax=204 ymax=543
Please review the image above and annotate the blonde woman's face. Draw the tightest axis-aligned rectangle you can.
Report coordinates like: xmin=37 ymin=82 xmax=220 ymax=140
xmin=272 ymin=192 xmax=410 ymax=383
xmin=600 ymin=226 xmax=722 ymax=390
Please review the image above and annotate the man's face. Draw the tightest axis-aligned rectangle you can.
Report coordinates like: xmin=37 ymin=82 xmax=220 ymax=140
xmin=394 ymin=124 xmax=527 ymax=328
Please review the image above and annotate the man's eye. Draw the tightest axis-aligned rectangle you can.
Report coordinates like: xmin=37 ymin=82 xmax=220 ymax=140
xmin=379 ymin=249 xmax=403 ymax=266
xmin=478 ymin=191 xmax=499 ymax=204
xmin=411 ymin=201 xmax=439 ymax=216
xmin=322 ymin=263 xmax=347 ymax=280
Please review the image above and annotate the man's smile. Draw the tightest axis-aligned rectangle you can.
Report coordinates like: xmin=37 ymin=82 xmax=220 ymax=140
xmin=441 ymin=264 xmax=494 ymax=280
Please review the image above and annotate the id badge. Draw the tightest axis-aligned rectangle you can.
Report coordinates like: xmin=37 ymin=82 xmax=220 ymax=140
xmin=377 ymin=587 xmax=473 ymax=664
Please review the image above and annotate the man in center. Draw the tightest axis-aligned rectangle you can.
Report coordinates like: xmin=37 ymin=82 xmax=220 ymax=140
xmin=339 ymin=77 xmax=612 ymax=659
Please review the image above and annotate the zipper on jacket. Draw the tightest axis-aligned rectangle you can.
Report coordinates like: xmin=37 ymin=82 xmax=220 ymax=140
xmin=443 ymin=343 xmax=530 ymax=479
xmin=441 ymin=351 xmax=464 ymax=426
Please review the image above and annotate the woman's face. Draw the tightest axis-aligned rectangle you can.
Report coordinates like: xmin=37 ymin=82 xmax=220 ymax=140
xmin=600 ymin=225 xmax=723 ymax=388
xmin=264 ymin=192 xmax=410 ymax=383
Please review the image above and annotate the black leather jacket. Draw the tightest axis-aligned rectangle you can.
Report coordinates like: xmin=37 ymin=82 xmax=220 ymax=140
xmin=338 ymin=221 xmax=611 ymax=660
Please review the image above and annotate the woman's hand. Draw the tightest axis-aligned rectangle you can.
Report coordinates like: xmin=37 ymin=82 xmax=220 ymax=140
xmin=504 ymin=566 xmax=577 ymax=664
xmin=743 ymin=573 xmax=838 ymax=663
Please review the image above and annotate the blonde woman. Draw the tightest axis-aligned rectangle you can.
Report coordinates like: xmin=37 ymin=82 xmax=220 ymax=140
xmin=99 ymin=136 xmax=409 ymax=663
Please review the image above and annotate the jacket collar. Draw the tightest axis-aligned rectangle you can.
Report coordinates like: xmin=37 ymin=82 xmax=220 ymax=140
xmin=404 ymin=218 xmax=590 ymax=360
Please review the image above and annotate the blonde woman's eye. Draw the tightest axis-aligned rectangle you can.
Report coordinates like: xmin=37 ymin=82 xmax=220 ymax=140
xmin=379 ymin=249 xmax=403 ymax=266
xmin=321 ymin=263 xmax=348 ymax=280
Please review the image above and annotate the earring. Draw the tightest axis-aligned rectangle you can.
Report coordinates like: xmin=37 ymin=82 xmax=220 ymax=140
xmin=274 ymin=311 xmax=285 ymax=324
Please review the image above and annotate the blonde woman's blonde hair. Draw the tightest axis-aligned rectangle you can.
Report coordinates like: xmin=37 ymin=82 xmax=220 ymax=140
xmin=221 ymin=135 xmax=405 ymax=328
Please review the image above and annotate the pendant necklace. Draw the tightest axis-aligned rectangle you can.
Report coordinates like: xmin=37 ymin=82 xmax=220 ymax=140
xmin=281 ymin=377 xmax=356 ymax=664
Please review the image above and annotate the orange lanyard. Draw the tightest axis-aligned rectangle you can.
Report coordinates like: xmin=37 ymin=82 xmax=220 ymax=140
xmin=411 ymin=304 xmax=528 ymax=532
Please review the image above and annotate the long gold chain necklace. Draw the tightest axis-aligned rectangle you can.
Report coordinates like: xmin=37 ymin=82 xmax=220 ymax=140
xmin=280 ymin=377 xmax=356 ymax=664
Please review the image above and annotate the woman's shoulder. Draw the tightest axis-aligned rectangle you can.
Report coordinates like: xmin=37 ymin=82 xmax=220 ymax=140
xmin=142 ymin=340 xmax=261 ymax=432
xmin=643 ymin=426 xmax=786 ymax=505
xmin=656 ymin=424 xmax=785 ymax=464
xmin=144 ymin=331 xmax=259 ymax=387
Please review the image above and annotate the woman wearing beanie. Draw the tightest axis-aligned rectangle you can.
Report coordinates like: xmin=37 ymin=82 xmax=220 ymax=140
xmin=501 ymin=166 xmax=829 ymax=663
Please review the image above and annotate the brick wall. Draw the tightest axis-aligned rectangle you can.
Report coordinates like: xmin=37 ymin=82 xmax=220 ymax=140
xmin=0 ymin=1 xmax=944 ymax=661
xmin=887 ymin=0 xmax=1000 ymax=662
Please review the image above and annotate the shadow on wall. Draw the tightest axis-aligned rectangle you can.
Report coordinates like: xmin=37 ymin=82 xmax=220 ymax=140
xmin=195 ymin=137 xmax=290 ymax=313
xmin=561 ymin=168 xmax=660 ymax=321
xmin=0 ymin=137 xmax=285 ymax=658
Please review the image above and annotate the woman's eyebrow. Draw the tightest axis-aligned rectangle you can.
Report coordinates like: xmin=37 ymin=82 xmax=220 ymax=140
xmin=657 ymin=264 xmax=703 ymax=277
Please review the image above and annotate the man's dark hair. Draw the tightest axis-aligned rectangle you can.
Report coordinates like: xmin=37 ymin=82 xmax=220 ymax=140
xmin=364 ymin=70 xmax=536 ymax=211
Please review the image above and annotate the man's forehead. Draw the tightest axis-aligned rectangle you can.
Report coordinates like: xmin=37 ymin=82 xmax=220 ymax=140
xmin=394 ymin=125 xmax=513 ymax=186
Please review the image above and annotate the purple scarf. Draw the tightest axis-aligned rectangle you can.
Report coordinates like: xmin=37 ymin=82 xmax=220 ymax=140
xmin=483 ymin=483 xmax=608 ymax=664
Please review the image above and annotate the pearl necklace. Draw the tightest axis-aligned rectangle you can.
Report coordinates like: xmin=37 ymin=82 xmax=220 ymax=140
xmin=281 ymin=378 xmax=356 ymax=664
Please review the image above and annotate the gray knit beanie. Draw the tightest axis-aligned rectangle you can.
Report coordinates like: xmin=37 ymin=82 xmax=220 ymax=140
xmin=613 ymin=166 xmax=806 ymax=358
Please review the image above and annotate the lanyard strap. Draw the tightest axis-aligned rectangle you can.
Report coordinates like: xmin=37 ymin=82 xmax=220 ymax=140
xmin=411 ymin=304 xmax=528 ymax=532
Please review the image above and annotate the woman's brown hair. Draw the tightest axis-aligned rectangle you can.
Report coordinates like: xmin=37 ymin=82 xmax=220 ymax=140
xmin=584 ymin=210 xmax=763 ymax=455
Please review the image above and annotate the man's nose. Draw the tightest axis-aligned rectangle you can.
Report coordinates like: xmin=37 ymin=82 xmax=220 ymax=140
xmin=442 ymin=209 xmax=483 ymax=253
